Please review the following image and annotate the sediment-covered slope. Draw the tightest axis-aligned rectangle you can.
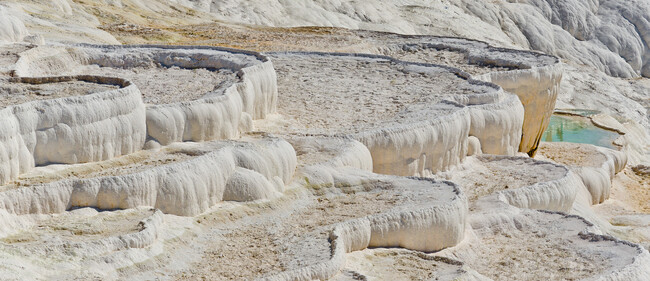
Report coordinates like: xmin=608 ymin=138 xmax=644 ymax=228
xmin=0 ymin=0 xmax=220 ymax=44
xmin=557 ymin=64 xmax=650 ymax=133
xmin=0 ymin=44 xmax=33 ymax=76
xmin=0 ymin=0 xmax=117 ymax=44
xmin=204 ymin=0 xmax=650 ymax=78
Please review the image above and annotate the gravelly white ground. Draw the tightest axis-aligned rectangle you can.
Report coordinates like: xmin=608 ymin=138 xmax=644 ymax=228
xmin=442 ymin=210 xmax=617 ymax=281
xmin=0 ymin=79 xmax=118 ymax=107
xmin=380 ymin=46 xmax=511 ymax=75
xmin=435 ymin=155 xmax=565 ymax=203
xmin=71 ymin=65 xmax=237 ymax=104
xmin=269 ymin=53 xmax=490 ymax=135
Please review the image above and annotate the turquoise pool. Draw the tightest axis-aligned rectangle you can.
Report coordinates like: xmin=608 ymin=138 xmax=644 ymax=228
xmin=541 ymin=114 xmax=621 ymax=149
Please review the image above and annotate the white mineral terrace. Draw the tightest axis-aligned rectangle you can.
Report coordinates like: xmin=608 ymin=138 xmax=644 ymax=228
xmin=367 ymin=33 xmax=562 ymax=156
xmin=0 ymin=33 xmax=647 ymax=280
xmin=265 ymin=51 xmax=524 ymax=176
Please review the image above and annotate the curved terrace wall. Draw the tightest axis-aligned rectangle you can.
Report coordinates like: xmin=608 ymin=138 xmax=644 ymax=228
xmin=0 ymin=75 xmax=145 ymax=185
xmin=370 ymin=32 xmax=562 ymax=157
xmin=13 ymin=44 xmax=279 ymax=146
xmin=270 ymin=51 xmax=525 ymax=176
xmin=0 ymin=137 xmax=296 ymax=216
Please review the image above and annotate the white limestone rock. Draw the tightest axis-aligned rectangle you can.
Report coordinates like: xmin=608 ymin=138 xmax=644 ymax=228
xmin=0 ymin=76 xmax=146 ymax=185
xmin=0 ymin=6 xmax=28 ymax=43
xmin=206 ymin=0 xmax=650 ymax=78
xmin=13 ymin=44 xmax=278 ymax=146
xmin=0 ymin=137 xmax=296 ymax=216
xmin=267 ymin=52 xmax=525 ymax=176
xmin=538 ymin=142 xmax=627 ymax=205
xmin=261 ymin=170 xmax=468 ymax=281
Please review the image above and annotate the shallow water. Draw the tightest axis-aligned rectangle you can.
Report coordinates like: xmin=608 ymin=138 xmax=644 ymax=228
xmin=542 ymin=114 xmax=621 ymax=149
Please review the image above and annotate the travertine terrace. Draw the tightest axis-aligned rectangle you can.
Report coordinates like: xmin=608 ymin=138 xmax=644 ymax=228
xmin=0 ymin=2 xmax=649 ymax=280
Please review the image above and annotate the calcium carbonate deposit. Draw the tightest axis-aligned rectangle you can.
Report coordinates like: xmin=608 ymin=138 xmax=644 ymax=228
xmin=0 ymin=0 xmax=648 ymax=280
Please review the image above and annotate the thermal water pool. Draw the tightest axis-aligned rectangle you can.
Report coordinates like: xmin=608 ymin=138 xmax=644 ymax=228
xmin=541 ymin=113 xmax=621 ymax=149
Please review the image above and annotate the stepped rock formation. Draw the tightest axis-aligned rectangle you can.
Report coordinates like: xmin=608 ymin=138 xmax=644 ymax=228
xmin=0 ymin=0 xmax=648 ymax=280
xmin=370 ymin=34 xmax=562 ymax=155
xmin=0 ymin=76 xmax=145 ymax=185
